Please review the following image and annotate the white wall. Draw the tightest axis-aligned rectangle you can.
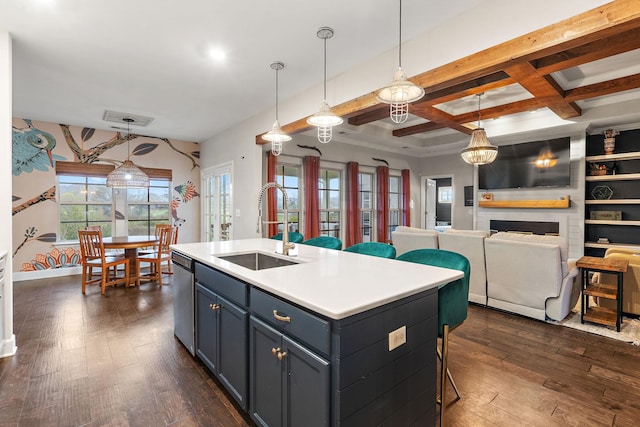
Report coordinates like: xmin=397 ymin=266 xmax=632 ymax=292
xmin=1 ymin=32 xmax=16 ymax=358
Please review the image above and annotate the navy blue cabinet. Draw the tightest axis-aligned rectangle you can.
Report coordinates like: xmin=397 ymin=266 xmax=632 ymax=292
xmin=195 ymin=266 xmax=248 ymax=410
xmin=249 ymin=316 xmax=330 ymax=427
xmin=193 ymin=261 xmax=438 ymax=426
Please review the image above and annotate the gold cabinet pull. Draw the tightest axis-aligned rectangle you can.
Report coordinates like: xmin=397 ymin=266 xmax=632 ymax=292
xmin=273 ymin=310 xmax=291 ymax=323
xmin=271 ymin=347 xmax=280 ymax=356
xmin=277 ymin=351 xmax=287 ymax=361
xmin=209 ymin=303 xmax=220 ymax=311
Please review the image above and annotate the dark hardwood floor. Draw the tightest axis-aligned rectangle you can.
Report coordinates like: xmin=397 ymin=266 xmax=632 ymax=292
xmin=0 ymin=275 xmax=638 ymax=426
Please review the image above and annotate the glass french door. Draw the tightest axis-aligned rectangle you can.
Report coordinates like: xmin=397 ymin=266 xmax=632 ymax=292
xmin=202 ymin=163 xmax=233 ymax=242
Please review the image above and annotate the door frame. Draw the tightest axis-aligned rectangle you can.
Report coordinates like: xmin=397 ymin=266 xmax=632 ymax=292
xmin=420 ymin=174 xmax=456 ymax=229
xmin=201 ymin=161 xmax=234 ymax=242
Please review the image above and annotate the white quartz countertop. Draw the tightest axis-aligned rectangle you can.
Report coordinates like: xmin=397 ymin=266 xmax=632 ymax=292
xmin=171 ymin=239 xmax=463 ymax=320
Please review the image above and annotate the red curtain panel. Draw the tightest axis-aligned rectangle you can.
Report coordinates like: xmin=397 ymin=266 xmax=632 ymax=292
xmin=345 ymin=162 xmax=361 ymax=248
xmin=402 ymin=169 xmax=410 ymax=226
xmin=303 ymin=156 xmax=320 ymax=239
xmin=376 ymin=166 xmax=389 ymax=242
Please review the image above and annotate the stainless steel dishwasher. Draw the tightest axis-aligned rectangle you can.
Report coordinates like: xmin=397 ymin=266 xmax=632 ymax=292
xmin=172 ymin=251 xmax=195 ymax=356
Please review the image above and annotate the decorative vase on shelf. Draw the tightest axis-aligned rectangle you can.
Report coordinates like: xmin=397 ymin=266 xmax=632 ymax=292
xmin=603 ymin=128 xmax=618 ymax=154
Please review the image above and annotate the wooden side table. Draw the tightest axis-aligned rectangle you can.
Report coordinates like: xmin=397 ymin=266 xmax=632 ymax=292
xmin=576 ymin=256 xmax=628 ymax=332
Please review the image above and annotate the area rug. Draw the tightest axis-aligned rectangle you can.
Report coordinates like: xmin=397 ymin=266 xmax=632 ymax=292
xmin=552 ymin=310 xmax=640 ymax=346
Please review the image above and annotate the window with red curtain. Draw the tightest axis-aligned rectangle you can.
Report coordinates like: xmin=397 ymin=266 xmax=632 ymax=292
xmin=345 ymin=162 xmax=361 ymax=248
xmin=319 ymin=167 xmax=341 ymax=238
xmin=358 ymin=171 xmax=375 ymax=242
xmin=303 ymin=156 xmax=320 ymax=239
xmin=274 ymin=164 xmax=302 ymax=234
xmin=376 ymin=165 xmax=389 ymax=242
xmin=402 ymin=169 xmax=411 ymax=226
xmin=388 ymin=174 xmax=401 ymax=236
xmin=266 ymin=152 xmax=278 ymax=237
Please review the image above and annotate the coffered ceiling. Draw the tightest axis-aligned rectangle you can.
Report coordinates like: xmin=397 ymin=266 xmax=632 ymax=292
xmin=267 ymin=1 xmax=640 ymax=157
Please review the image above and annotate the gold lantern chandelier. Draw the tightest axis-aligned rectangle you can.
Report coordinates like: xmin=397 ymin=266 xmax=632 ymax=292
xmin=461 ymin=93 xmax=498 ymax=165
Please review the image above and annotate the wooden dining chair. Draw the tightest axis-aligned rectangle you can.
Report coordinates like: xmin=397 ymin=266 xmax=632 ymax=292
xmin=78 ymin=229 xmax=130 ymax=295
xmin=135 ymin=226 xmax=172 ymax=287
xmin=162 ymin=226 xmax=179 ymax=275
xmin=138 ymin=223 xmax=172 ymax=255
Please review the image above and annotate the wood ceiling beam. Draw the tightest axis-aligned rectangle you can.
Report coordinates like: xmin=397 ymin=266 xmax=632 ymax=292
xmin=421 ymin=74 xmax=515 ymax=106
xmin=407 ymin=106 xmax=473 ymax=135
xmin=392 ymin=121 xmax=447 ymax=138
xmin=564 ymin=72 xmax=640 ymax=102
xmin=504 ymin=62 xmax=581 ymax=119
xmin=348 ymin=107 xmax=390 ymax=126
xmin=395 ymin=98 xmax=548 ymax=137
xmin=534 ymin=27 xmax=640 ymax=76
xmin=453 ymin=98 xmax=550 ymax=124
xmin=257 ymin=1 xmax=640 ymax=145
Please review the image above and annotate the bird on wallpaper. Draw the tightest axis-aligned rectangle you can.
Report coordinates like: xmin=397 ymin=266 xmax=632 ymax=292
xmin=174 ymin=181 xmax=200 ymax=203
xmin=12 ymin=119 xmax=64 ymax=176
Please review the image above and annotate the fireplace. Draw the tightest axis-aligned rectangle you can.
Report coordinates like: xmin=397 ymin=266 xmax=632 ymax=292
xmin=490 ymin=220 xmax=559 ymax=236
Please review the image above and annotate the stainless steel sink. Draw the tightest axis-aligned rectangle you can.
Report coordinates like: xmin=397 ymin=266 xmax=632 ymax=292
xmin=217 ymin=252 xmax=299 ymax=270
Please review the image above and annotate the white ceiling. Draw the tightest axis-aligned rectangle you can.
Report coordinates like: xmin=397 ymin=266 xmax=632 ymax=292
xmin=2 ymin=0 xmax=488 ymax=143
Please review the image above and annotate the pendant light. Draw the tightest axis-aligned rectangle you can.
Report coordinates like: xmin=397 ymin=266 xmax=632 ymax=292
xmin=377 ymin=0 xmax=425 ymax=124
xmin=262 ymin=61 xmax=291 ymax=156
xmin=461 ymin=93 xmax=498 ymax=165
xmin=307 ymin=27 xmax=343 ymax=144
xmin=106 ymin=118 xmax=150 ymax=188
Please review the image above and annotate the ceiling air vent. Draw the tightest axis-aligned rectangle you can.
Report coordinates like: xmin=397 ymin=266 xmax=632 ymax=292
xmin=103 ymin=110 xmax=154 ymax=127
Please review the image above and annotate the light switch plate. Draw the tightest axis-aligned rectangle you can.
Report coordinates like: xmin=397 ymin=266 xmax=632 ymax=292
xmin=388 ymin=326 xmax=407 ymax=351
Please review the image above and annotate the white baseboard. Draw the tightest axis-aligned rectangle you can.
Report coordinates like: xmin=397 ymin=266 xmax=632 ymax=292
xmin=0 ymin=334 xmax=17 ymax=358
xmin=13 ymin=267 xmax=82 ymax=282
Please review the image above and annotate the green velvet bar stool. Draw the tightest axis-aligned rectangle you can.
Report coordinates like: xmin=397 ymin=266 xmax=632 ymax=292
xmin=269 ymin=232 xmax=304 ymax=243
xmin=343 ymin=242 xmax=396 ymax=259
xmin=396 ymin=248 xmax=470 ymax=427
xmin=302 ymin=236 xmax=343 ymax=250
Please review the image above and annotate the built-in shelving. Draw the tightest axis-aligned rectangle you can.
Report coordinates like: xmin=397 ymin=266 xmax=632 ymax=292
xmin=585 ymin=199 xmax=640 ymax=205
xmin=586 ymin=173 xmax=640 ymax=182
xmin=584 ymin=242 xmax=640 ymax=250
xmin=586 ymin=152 xmax=640 ymax=162
xmin=585 ymin=219 xmax=640 ymax=226
xmin=478 ymin=196 xmax=570 ymax=209
xmin=584 ymin=128 xmax=640 ymax=256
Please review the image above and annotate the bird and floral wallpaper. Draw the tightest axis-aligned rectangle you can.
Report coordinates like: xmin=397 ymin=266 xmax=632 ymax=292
xmin=12 ymin=118 xmax=200 ymax=276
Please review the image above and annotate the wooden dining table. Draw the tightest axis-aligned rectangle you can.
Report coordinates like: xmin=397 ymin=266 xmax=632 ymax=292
xmin=103 ymin=235 xmax=159 ymax=279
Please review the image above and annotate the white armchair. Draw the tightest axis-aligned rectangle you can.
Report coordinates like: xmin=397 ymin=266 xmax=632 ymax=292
xmin=391 ymin=226 xmax=439 ymax=257
xmin=484 ymin=232 xmax=580 ymax=321
xmin=438 ymin=229 xmax=489 ymax=305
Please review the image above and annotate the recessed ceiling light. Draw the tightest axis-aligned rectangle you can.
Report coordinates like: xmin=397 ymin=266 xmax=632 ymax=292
xmin=209 ymin=48 xmax=226 ymax=62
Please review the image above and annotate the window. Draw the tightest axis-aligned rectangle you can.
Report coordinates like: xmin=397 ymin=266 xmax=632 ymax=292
xmin=359 ymin=172 xmax=374 ymax=242
xmin=127 ymin=179 xmax=172 ymax=236
xmin=388 ymin=174 xmax=401 ymax=240
xmin=56 ymin=161 xmax=173 ymax=240
xmin=438 ymin=186 xmax=453 ymax=204
xmin=275 ymin=164 xmax=301 ymax=233
xmin=58 ymin=175 xmax=113 ymax=240
xmin=319 ymin=168 xmax=341 ymax=238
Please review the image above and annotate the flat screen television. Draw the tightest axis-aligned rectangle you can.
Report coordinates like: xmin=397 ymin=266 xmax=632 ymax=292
xmin=478 ymin=137 xmax=571 ymax=190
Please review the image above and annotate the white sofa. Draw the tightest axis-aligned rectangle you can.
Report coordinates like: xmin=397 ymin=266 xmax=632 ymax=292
xmin=391 ymin=226 xmax=439 ymax=257
xmin=438 ymin=229 xmax=489 ymax=305
xmin=484 ymin=232 xmax=580 ymax=321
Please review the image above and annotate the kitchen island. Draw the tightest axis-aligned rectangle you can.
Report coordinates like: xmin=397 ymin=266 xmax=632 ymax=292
xmin=171 ymin=239 xmax=463 ymax=427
